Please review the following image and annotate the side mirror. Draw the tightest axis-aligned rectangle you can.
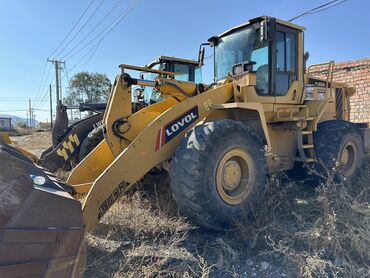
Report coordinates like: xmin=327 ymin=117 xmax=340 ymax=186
xmin=198 ymin=42 xmax=210 ymax=67
xmin=304 ymin=52 xmax=310 ymax=70
xmin=198 ymin=47 xmax=205 ymax=67
xmin=260 ymin=17 xmax=276 ymax=42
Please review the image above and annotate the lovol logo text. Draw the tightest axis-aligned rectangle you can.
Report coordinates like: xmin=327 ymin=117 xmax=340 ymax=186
xmin=155 ymin=106 xmax=199 ymax=151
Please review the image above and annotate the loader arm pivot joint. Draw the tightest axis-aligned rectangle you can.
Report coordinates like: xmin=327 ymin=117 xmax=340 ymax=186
xmin=122 ymin=73 xmax=137 ymax=87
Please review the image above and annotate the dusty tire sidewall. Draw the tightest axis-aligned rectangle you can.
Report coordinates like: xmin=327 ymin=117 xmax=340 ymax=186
xmin=335 ymin=132 xmax=364 ymax=180
xmin=170 ymin=120 xmax=268 ymax=230
xmin=314 ymin=121 xmax=365 ymax=182
xmin=204 ymin=133 xmax=266 ymax=224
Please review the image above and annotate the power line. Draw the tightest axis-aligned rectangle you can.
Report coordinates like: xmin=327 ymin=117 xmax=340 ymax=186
xmin=0 ymin=99 xmax=49 ymax=102
xmin=63 ymin=63 xmax=71 ymax=88
xmin=53 ymin=0 xmax=106 ymax=59
xmin=35 ymin=73 xmax=56 ymax=110
xmin=289 ymin=0 xmax=348 ymax=22
xmin=306 ymin=0 xmax=348 ymax=15
xmin=34 ymin=63 xmax=53 ymax=104
xmin=36 ymin=75 xmax=56 ymax=110
xmin=81 ymin=41 xmax=101 ymax=66
xmin=34 ymin=64 xmax=55 ymax=110
xmin=0 ymin=109 xmax=29 ymax=113
xmin=64 ymin=41 xmax=101 ymax=74
xmin=63 ymin=0 xmax=141 ymax=61
xmin=48 ymin=0 xmax=97 ymax=58
xmin=0 ymin=108 xmax=51 ymax=113
xmin=60 ymin=0 xmax=124 ymax=61
xmin=33 ymin=61 xmax=49 ymax=102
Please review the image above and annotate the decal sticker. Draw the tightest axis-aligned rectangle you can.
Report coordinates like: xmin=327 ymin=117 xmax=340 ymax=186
xmin=318 ymin=91 xmax=326 ymax=100
xmin=93 ymin=120 xmax=103 ymax=129
xmin=308 ymin=78 xmax=328 ymax=88
xmin=98 ymin=182 xmax=128 ymax=219
xmin=56 ymin=133 xmax=81 ymax=161
xmin=204 ymin=99 xmax=213 ymax=111
xmin=155 ymin=106 xmax=199 ymax=151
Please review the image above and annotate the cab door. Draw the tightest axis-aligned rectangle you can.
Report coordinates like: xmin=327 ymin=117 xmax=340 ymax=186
xmin=273 ymin=25 xmax=302 ymax=105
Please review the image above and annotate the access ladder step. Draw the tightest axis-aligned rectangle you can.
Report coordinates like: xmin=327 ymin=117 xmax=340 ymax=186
xmin=293 ymin=157 xmax=315 ymax=163
xmin=302 ymin=144 xmax=314 ymax=149
xmin=301 ymin=130 xmax=313 ymax=135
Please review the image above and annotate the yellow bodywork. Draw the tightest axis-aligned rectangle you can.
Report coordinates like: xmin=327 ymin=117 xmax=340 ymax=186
xmin=79 ymin=75 xmax=234 ymax=230
xmin=67 ymin=60 xmax=352 ymax=231
xmin=67 ymin=18 xmax=356 ymax=231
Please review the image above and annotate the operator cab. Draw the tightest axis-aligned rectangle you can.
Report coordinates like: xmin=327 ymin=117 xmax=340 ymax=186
xmin=142 ymin=56 xmax=202 ymax=104
xmin=204 ymin=16 xmax=305 ymax=106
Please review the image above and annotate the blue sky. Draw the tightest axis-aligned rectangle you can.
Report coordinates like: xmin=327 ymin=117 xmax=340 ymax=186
xmin=0 ymin=0 xmax=369 ymax=121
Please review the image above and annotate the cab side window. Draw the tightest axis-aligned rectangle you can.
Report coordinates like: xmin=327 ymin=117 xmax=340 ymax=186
xmin=174 ymin=63 xmax=190 ymax=81
xmin=275 ymin=29 xmax=297 ymax=96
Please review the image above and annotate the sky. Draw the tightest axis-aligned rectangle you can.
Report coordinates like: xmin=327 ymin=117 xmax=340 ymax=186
xmin=0 ymin=0 xmax=369 ymax=122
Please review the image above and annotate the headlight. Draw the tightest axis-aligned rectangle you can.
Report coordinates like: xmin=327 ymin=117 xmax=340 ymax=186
xmin=232 ymin=61 xmax=256 ymax=76
xmin=232 ymin=64 xmax=243 ymax=76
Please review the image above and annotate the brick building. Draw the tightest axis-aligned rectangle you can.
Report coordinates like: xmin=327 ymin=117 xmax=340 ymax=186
xmin=308 ymin=58 xmax=370 ymax=123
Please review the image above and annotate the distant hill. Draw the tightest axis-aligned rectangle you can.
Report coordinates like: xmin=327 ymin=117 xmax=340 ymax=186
xmin=0 ymin=113 xmax=39 ymax=125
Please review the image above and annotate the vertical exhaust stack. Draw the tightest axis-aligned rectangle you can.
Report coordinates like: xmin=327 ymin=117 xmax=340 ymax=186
xmin=0 ymin=143 xmax=86 ymax=278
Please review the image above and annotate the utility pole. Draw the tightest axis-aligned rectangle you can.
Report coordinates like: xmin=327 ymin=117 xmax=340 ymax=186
xmin=47 ymin=59 xmax=65 ymax=103
xmin=28 ymin=98 xmax=32 ymax=128
xmin=32 ymin=111 xmax=36 ymax=128
xmin=49 ymin=84 xmax=53 ymax=129
xmin=26 ymin=111 xmax=29 ymax=128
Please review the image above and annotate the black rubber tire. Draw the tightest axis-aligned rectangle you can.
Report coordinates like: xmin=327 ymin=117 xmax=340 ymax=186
xmin=170 ymin=119 xmax=268 ymax=230
xmin=78 ymin=126 xmax=104 ymax=162
xmin=313 ymin=120 xmax=365 ymax=182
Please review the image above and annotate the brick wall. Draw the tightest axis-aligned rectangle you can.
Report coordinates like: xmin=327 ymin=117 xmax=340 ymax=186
xmin=308 ymin=58 xmax=370 ymax=123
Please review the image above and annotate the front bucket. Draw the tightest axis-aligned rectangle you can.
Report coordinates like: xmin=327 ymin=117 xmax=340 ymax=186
xmin=0 ymin=142 xmax=86 ymax=277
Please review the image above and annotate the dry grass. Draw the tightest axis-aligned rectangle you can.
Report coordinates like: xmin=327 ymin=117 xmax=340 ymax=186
xmin=9 ymin=131 xmax=369 ymax=277
xmin=85 ymin=160 xmax=370 ymax=278
xmin=85 ymin=180 xmax=212 ymax=277
xmin=10 ymin=126 xmax=32 ymax=136
xmin=234 ymin=159 xmax=370 ymax=277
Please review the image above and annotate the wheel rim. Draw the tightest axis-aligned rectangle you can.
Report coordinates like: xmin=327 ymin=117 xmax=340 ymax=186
xmin=216 ymin=148 xmax=255 ymax=205
xmin=339 ymin=141 xmax=357 ymax=176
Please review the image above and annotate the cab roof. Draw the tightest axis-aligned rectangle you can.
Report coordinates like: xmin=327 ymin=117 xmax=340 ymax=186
xmin=218 ymin=16 xmax=305 ymax=38
xmin=146 ymin=56 xmax=199 ymax=68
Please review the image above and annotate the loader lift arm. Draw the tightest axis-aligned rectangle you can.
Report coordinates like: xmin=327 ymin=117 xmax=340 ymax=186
xmin=79 ymin=71 xmax=233 ymax=230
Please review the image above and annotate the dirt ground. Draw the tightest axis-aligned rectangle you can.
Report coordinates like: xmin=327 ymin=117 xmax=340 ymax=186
xmin=10 ymin=131 xmax=51 ymax=157
xmin=10 ymin=132 xmax=370 ymax=278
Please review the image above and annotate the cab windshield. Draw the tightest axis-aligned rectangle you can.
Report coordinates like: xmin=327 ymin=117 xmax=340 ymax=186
xmin=214 ymin=24 xmax=267 ymax=81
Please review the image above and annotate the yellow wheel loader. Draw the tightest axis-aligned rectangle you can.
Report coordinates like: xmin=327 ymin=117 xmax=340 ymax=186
xmin=1 ymin=16 xmax=369 ymax=277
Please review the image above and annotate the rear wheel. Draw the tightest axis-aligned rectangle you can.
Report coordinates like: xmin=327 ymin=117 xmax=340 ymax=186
xmin=313 ymin=120 xmax=364 ymax=182
xmin=170 ymin=119 xmax=267 ymax=230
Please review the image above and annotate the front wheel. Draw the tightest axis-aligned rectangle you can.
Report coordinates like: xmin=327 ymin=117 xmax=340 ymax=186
xmin=170 ymin=119 xmax=268 ymax=230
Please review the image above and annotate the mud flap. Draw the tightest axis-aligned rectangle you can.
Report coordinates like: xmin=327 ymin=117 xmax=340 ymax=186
xmin=0 ymin=145 xmax=86 ymax=277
